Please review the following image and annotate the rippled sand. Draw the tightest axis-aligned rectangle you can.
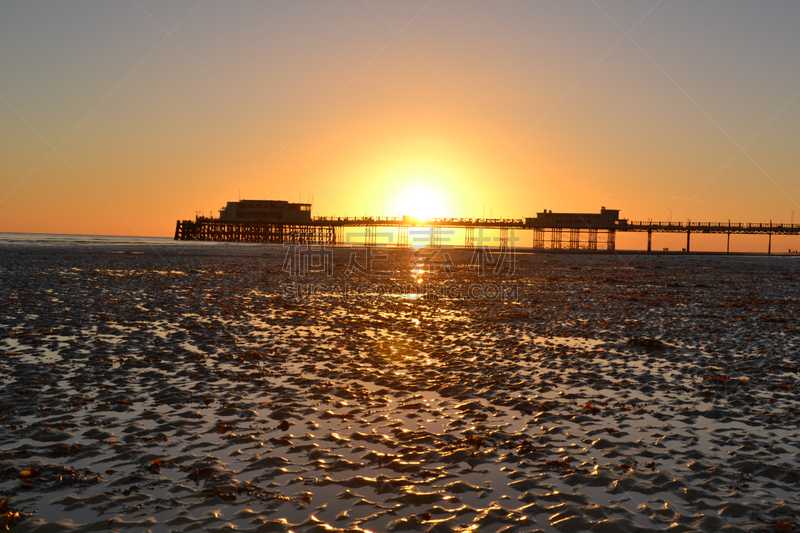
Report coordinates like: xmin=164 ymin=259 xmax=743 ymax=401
xmin=1 ymin=245 xmax=799 ymax=532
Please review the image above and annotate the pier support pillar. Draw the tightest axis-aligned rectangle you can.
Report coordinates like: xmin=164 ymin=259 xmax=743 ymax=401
xmin=588 ymin=229 xmax=597 ymax=250
xmin=686 ymin=231 xmax=691 ymax=253
xmin=768 ymin=233 xmax=772 ymax=254
xmin=569 ymin=228 xmax=580 ymax=249
xmin=365 ymin=226 xmax=377 ymax=247
xmin=397 ymin=226 xmax=409 ymax=248
xmin=465 ymin=227 xmax=474 ymax=249
xmin=727 ymin=232 xmax=730 ymax=253
xmin=551 ymin=228 xmax=562 ymax=250
xmin=499 ymin=228 xmax=509 ymax=248
xmin=607 ymin=230 xmax=616 ymax=251
xmin=431 ymin=227 xmax=442 ymax=248
xmin=533 ymin=228 xmax=544 ymax=249
xmin=317 ymin=226 xmax=334 ymax=245
xmin=647 ymin=230 xmax=652 ymax=252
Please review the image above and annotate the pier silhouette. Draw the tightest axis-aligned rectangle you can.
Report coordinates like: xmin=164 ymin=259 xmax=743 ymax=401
xmin=175 ymin=203 xmax=800 ymax=253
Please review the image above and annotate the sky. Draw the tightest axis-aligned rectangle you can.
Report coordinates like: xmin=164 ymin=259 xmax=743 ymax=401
xmin=1 ymin=1 xmax=800 ymax=251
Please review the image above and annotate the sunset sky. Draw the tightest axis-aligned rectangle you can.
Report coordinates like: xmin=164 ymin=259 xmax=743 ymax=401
xmin=1 ymin=1 xmax=799 ymax=251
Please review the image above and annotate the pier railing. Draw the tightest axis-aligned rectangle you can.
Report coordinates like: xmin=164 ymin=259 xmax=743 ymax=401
xmin=627 ymin=221 xmax=800 ymax=234
xmin=310 ymin=216 xmax=526 ymax=227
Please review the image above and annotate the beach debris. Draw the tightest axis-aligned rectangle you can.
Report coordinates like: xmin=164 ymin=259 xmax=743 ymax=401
xmin=148 ymin=459 xmax=165 ymax=473
xmin=703 ymin=374 xmax=730 ymax=383
xmin=626 ymin=337 xmax=670 ymax=351
xmin=769 ymin=520 xmax=797 ymax=532
xmin=0 ymin=496 xmax=26 ymax=530
xmin=465 ymin=436 xmax=484 ymax=450
xmin=294 ymin=491 xmax=312 ymax=508
xmin=49 ymin=444 xmax=80 ymax=458
xmin=216 ymin=423 xmax=234 ymax=434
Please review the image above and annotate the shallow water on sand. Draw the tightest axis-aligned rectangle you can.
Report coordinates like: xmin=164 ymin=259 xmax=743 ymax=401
xmin=1 ymin=244 xmax=799 ymax=532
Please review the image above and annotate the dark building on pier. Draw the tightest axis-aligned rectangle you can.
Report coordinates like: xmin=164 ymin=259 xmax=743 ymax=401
xmin=175 ymin=199 xmax=325 ymax=243
xmin=218 ymin=200 xmax=311 ymax=223
xmin=525 ymin=207 xmax=625 ymax=229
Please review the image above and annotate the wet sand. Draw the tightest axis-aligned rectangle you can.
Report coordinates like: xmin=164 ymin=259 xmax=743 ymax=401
xmin=1 ymin=244 xmax=799 ymax=532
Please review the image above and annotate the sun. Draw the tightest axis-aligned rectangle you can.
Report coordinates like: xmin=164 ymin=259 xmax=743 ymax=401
xmin=395 ymin=185 xmax=446 ymax=221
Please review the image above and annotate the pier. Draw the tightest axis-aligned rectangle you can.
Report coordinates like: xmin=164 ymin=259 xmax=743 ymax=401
xmin=624 ymin=220 xmax=800 ymax=253
xmin=175 ymin=202 xmax=800 ymax=253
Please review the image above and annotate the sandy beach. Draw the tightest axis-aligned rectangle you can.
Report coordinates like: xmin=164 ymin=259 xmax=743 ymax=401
xmin=1 ymin=241 xmax=799 ymax=532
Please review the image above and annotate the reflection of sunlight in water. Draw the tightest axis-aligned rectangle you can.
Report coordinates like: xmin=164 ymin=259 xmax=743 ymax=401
xmin=411 ymin=261 xmax=427 ymax=285
xmin=400 ymin=293 xmax=424 ymax=300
